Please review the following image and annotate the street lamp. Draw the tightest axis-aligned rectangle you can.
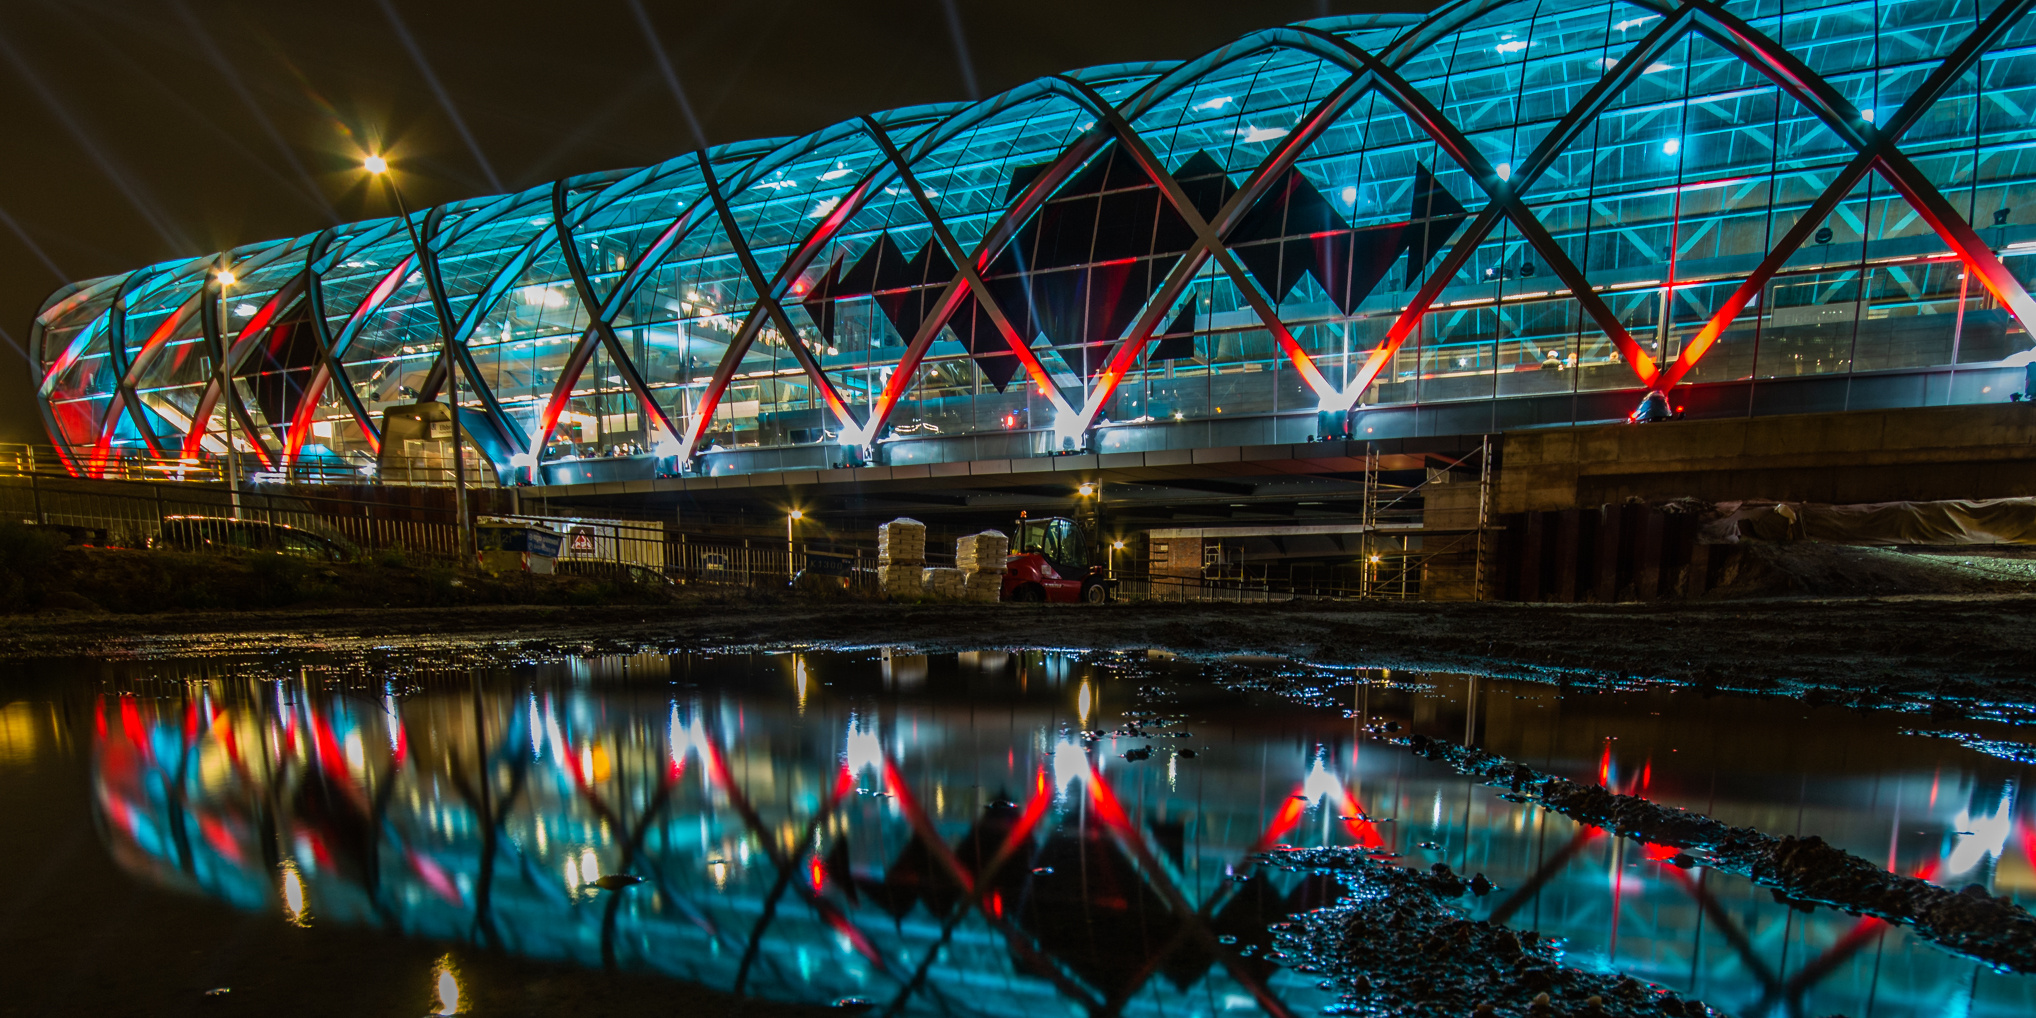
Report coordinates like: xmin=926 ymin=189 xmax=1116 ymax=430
xmin=786 ymin=508 xmax=804 ymax=582
xmin=367 ymin=153 xmax=474 ymax=565
xmin=214 ymin=266 xmax=242 ymax=517
xmin=1109 ymin=538 xmax=1124 ymax=580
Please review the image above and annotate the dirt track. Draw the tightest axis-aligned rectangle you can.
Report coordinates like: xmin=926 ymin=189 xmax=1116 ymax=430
xmin=3 ymin=593 xmax=2032 ymax=711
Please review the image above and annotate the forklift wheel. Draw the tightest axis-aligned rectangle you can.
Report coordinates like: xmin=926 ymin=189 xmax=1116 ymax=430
xmin=1082 ymin=583 xmax=1109 ymax=605
xmin=1012 ymin=583 xmax=1046 ymax=603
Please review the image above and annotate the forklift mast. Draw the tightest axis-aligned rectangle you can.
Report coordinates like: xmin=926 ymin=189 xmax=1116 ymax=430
xmin=1073 ymin=490 xmax=1103 ymax=569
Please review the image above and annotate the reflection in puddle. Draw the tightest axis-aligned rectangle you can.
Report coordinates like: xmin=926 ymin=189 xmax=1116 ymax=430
xmin=50 ymin=650 xmax=2036 ymax=1016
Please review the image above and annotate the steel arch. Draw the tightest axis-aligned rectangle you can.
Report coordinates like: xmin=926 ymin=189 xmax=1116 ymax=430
xmin=1657 ymin=0 xmax=2036 ymax=391
xmin=32 ymin=0 xmax=2036 ymax=479
xmin=1337 ymin=7 xmax=1697 ymax=407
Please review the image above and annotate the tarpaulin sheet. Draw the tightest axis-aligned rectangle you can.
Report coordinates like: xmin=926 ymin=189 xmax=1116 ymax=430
xmin=1703 ymin=497 xmax=2036 ymax=546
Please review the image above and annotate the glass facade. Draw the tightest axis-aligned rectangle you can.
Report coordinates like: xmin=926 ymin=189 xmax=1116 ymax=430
xmin=29 ymin=0 xmax=2036 ymax=485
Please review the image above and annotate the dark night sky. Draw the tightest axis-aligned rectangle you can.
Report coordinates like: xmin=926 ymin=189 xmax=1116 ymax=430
xmin=0 ymin=0 xmax=1424 ymax=446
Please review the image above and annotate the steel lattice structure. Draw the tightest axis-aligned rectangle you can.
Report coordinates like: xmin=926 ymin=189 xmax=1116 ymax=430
xmin=29 ymin=0 xmax=2036 ymax=485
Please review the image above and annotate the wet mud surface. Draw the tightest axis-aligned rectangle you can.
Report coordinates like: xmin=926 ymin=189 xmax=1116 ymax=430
xmin=1402 ymin=734 xmax=2036 ymax=973
xmin=2 ymin=593 xmax=2034 ymax=716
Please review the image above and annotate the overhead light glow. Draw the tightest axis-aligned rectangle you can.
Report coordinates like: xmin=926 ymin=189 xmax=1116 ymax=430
xmin=1662 ymin=138 xmax=1681 ymax=155
xmin=364 ymin=154 xmax=388 ymax=175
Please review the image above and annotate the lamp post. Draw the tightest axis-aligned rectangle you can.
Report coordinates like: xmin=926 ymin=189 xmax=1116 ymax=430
xmin=367 ymin=154 xmax=474 ymax=566
xmin=214 ymin=265 xmax=242 ymax=518
xmin=1110 ymin=538 xmax=1124 ymax=580
xmin=786 ymin=508 xmax=803 ymax=582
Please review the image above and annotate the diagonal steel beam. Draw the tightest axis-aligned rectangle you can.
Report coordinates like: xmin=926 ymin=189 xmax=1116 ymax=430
xmin=877 ymin=756 xmax=1111 ymax=1014
xmin=1285 ymin=27 xmax=1659 ymax=388
xmin=410 ymin=207 xmax=529 ymax=455
xmin=849 ymin=125 xmax=1115 ymax=454
xmin=1058 ymin=73 xmax=1338 ymax=408
xmin=1334 ymin=10 xmax=1696 ymax=406
xmin=697 ymin=155 xmax=867 ymax=439
xmin=692 ymin=729 xmax=887 ymax=986
xmin=878 ymin=766 xmax=1061 ymax=1018
xmin=855 ymin=113 xmax=1076 ymax=442
xmin=840 ymin=15 xmax=1528 ymax=447
xmin=1065 ymin=70 xmax=1379 ymax=436
xmin=1649 ymin=0 xmax=2036 ymax=391
xmin=289 ymin=226 xmax=395 ymax=463
xmin=550 ymin=180 xmax=682 ymax=451
xmin=154 ymin=244 xmax=303 ymax=467
xmin=673 ymin=136 xmax=941 ymax=465
xmin=104 ymin=266 xmax=177 ymax=464
xmin=1077 ymin=761 xmax=1296 ymax=1018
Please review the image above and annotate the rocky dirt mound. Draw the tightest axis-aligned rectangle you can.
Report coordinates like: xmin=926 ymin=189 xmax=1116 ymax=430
xmin=1406 ymin=734 xmax=2036 ymax=973
xmin=1706 ymin=542 xmax=2036 ymax=599
xmin=1265 ymin=847 xmax=1718 ymax=1018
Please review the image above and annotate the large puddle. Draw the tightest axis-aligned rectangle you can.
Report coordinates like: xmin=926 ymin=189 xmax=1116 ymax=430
xmin=2 ymin=648 xmax=2032 ymax=1017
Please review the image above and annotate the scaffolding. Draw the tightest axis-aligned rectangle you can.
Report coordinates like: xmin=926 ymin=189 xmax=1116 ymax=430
xmin=1358 ymin=435 xmax=1494 ymax=601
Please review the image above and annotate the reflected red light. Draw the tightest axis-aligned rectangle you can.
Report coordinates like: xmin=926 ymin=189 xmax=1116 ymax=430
xmin=1250 ymin=791 xmax=1309 ymax=852
xmin=201 ymin=815 xmax=243 ymax=863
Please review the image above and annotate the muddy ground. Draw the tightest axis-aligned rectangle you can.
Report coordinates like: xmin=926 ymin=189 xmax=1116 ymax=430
xmin=3 ymin=592 xmax=2032 ymax=712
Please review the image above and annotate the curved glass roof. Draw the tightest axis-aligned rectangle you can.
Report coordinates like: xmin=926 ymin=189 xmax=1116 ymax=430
xmin=29 ymin=0 xmax=2036 ymax=481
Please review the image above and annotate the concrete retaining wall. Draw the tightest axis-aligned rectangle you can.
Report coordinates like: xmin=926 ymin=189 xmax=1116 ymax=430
xmin=1497 ymin=403 xmax=2036 ymax=513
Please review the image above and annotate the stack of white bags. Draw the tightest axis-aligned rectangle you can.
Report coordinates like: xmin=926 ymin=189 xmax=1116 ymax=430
xmin=876 ymin=518 xmax=926 ymax=594
xmin=955 ymin=530 xmax=1009 ymax=602
xmin=920 ymin=567 xmax=967 ymax=599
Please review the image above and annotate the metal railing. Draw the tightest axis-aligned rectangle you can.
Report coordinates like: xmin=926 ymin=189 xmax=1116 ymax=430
xmin=0 ymin=442 xmax=495 ymax=487
xmin=0 ymin=473 xmax=465 ymax=562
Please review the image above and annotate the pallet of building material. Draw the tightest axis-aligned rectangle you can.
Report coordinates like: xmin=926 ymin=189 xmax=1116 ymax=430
xmin=955 ymin=530 xmax=1009 ymax=572
xmin=876 ymin=562 xmax=923 ymax=594
xmin=921 ymin=566 xmax=967 ymax=600
xmin=877 ymin=518 xmax=927 ymax=562
xmin=962 ymin=570 xmax=1004 ymax=602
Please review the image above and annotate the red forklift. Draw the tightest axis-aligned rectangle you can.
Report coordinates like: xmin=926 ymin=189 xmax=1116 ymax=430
xmin=1003 ymin=511 xmax=1117 ymax=604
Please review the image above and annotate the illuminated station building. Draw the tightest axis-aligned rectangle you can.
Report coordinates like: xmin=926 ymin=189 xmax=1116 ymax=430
xmin=28 ymin=0 xmax=2036 ymax=494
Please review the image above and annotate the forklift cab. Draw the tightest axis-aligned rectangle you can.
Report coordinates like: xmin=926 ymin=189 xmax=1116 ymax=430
xmin=1017 ymin=517 xmax=1087 ymax=573
xmin=1006 ymin=516 xmax=1113 ymax=603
